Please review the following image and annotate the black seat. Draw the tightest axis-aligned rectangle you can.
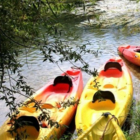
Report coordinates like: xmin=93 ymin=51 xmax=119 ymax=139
xmin=53 ymin=75 xmax=72 ymax=93
xmin=14 ymin=116 xmax=40 ymax=132
xmin=92 ymin=90 xmax=115 ymax=103
xmin=104 ymin=62 xmax=122 ymax=72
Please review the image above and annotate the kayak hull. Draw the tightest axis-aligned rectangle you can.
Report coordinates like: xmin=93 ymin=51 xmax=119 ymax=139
xmin=75 ymin=58 xmax=133 ymax=140
xmin=118 ymin=45 xmax=140 ymax=66
xmin=0 ymin=68 xmax=83 ymax=140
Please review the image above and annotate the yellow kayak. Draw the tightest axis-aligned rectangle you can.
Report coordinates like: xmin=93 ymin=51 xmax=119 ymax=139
xmin=0 ymin=68 xmax=83 ymax=140
xmin=75 ymin=57 xmax=133 ymax=140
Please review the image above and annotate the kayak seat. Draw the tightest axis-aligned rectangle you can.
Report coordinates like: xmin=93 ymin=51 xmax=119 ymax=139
xmin=53 ymin=75 xmax=72 ymax=93
xmin=34 ymin=76 xmax=73 ymax=104
xmin=100 ymin=68 xmax=122 ymax=78
xmin=92 ymin=90 xmax=115 ymax=103
xmin=15 ymin=116 xmax=39 ymax=131
xmin=104 ymin=62 xmax=122 ymax=72
xmin=134 ymin=49 xmax=140 ymax=53
xmin=86 ymin=90 xmax=116 ymax=110
xmin=10 ymin=116 xmax=40 ymax=138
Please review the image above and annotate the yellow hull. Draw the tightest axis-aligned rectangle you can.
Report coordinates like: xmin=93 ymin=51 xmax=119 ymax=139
xmin=75 ymin=58 xmax=133 ymax=140
xmin=76 ymin=115 xmax=126 ymax=140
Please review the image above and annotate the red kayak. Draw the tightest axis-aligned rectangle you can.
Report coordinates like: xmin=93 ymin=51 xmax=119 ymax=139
xmin=118 ymin=45 xmax=140 ymax=66
xmin=0 ymin=68 xmax=83 ymax=140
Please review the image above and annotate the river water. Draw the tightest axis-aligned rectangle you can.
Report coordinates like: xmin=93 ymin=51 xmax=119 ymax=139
xmin=1 ymin=0 xmax=140 ymax=134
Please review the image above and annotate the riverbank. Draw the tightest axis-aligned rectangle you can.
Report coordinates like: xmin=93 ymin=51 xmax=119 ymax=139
xmin=77 ymin=0 xmax=140 ymax=29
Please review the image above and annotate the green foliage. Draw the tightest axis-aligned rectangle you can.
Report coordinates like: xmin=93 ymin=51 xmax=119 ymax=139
xmin=40 ymin=40 xmax=100 ymax=75
xmin=59 ymin=97 xmax=79 ymax=108
xmin=0 ymin=0 xmax=100 ymax=139
xmin=125 ymin=132 xmax=140 ymax=140
xmin=123 ymin=102 xmax=140 ymax=139
xmin=60 ymin=132 xmax=74 ymax=140
xmin=131 ymin=104 xmax=140 ymax=131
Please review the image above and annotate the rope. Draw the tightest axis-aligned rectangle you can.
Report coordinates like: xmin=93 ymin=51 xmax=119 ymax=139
xmin=100 ymin=114 xmax=119 ymax=140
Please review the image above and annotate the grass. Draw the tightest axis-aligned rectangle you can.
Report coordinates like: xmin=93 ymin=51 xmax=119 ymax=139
xmin=124 ymin=101 xmax=140 ymax=140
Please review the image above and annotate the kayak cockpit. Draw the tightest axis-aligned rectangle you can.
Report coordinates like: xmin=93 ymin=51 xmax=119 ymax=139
xmin=134 ymin=49 xmax=140 ymax=53
xmin=53 ymin=75 xmax=72 ymax=93
xmin=99 ymin=61 xmax=123 ymax=78
xmin=104 ymin=61 xmax=122 ymax=72
xmin=92 ymin=90 xmax=115 ymax=103
xmin=46 ymin=84 xmax=72 ymax=93
xmin=8 ymin=116 xmax=40 ymax=139
xmin=88 ymin=100 xmax=115 ymax=111
xmin=35 ymin=75 xmax=73 ymax=103
xmin=90 ymin=90 xmax=116 ymax=110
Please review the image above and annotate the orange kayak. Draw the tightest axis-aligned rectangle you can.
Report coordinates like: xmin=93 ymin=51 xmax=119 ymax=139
xmin=0 ymin=68 xmax=83 ymax=140
xmin=75 ymin=58 xmax=133 ymax=140
xmin=118 ymin=45 xmax=140 ymax=66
